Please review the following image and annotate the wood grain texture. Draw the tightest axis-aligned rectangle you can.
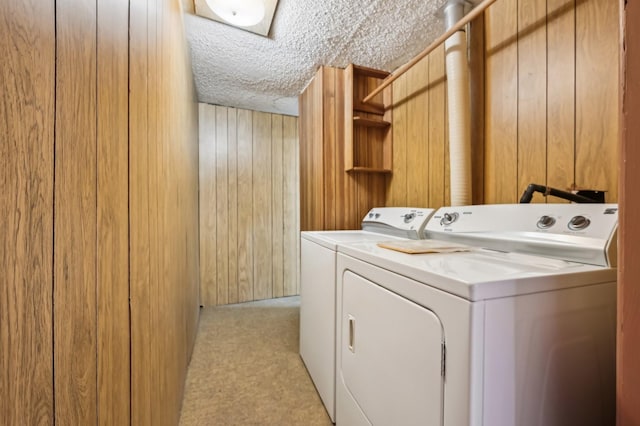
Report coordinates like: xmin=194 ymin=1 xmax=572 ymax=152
xmin=469 ymin=18 xmax=485 ymax=206
xmin=406 ymin=57 xmax=430 ymax=207
xmin=253 ymin=111 xmax=273 ymax=301
xmin=547 ymin=0 xmax=575 ymax=200
xmin=323 ymin=67 xmax=338 ymax=228
xmin=387 ymin=73 xmax=408 ymax=206
xmin=227 ymin=108 xmax=239 ymax=304
xmin=619 ymin=2 xmax=640 ymax=424
xmin=283 ymin=115 xmax=300 ymax=296
xmin=54 ymin=0 xmax=98 ymax=423
xmin=517 ymin=0 xmax=547 ymax=202
xmin=130 ymin=0 xmax=200 ymax=423
xmin=485 ymin=0 xmax=518 ymax=204
xmin=97 ymin=0 xmax=131 ymax=423
xmin=216 ymin=106 xmax=229 ymax=305
xmin=199 ymin=104 xmax=217 ymax=306
xmin=237 ymin=108 xmax=254 ymax=302
xmin=576 ymin=0 xmax=618 ymax=200
xmin=0 ymin=0 xmax=55 ymax=423
xmin=428 ymin=46 xmax=446 ymax=209
xmin=271 ymin=114 xmax=285 ymax=298
xmin=199 ymin=106 xmax=300 ymax=305
xmin=129 ymin=1 xmax=152 ymax=423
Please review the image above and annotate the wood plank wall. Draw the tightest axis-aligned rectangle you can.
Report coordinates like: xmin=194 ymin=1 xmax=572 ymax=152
xmin=130 ymin=0 xmax=200 ymax=424
xmin=199 ymin=104 xmax=300 ymax=307
xmin=1 ymin=0 xmax=199 ymax=423
xmin=619 ymin=1 xmax=640 ymax=424
xmin=1 ymin=1 xmax=55 ymax=423
xmin=386 ymin=0 xmax=619 ymax=207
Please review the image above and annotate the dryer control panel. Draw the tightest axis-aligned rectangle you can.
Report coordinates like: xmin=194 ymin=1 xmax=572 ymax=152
xmin=361 ymin=207 xmax=436 ymax=240
xmin=424 ymin=204 xmax=619 ymax=267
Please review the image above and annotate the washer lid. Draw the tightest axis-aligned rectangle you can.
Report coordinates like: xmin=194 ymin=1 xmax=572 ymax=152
xmin=338 ymin=241 xmax=615 ymax=301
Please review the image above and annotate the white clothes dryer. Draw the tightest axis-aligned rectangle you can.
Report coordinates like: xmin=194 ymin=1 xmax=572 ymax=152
xmin=300 ymin=207 xmax=436 ymax=422
xmin=335 ymin=203 xmax=618 ymax=426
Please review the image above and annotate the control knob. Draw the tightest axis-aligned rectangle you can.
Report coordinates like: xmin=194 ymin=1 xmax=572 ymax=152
xmin=403 ymin=212 xmax=416 ymax=223
xmin=536 ymin=215 xmax=556 ymax=229
xmin=568 ymin=215 xmax=590 ymax=230
xmin=440 ymin=212 xmax=459 ymax=226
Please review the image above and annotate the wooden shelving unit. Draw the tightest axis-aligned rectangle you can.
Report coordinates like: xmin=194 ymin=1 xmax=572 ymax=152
xmin=344 ymin=64 xmax=393 ymax=173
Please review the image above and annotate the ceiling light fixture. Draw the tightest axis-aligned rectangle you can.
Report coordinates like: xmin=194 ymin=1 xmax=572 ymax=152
xmin=195 ymin=0 xmax=278 ymax=37
xmin=204 ymin=0 xmax=266 ymax=28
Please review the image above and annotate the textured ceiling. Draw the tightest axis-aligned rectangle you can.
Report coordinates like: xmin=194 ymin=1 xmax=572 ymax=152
xmin=184 ymin=0 xmax=451 ymax=116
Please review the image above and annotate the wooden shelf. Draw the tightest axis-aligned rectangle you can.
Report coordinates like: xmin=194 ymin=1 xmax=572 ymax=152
xmin=344 ymin=64 xmax=393 ymax=174
xmin=353 ymin=116 xmax=391 ymax=128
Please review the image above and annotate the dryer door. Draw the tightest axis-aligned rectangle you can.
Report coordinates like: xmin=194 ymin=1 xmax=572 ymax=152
xmin=340 ymin=270 xmax=445 ymax=426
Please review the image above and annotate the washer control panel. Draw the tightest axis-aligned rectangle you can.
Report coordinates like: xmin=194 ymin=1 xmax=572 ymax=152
xmin=425 ymin=204 xmax=619 ymax=266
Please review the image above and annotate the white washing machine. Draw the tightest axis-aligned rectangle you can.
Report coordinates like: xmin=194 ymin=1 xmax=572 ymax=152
xmin=335 ymin=203 xmax=618 ymax=426
xmin=300 ymin=207 xmax=436 ymax=422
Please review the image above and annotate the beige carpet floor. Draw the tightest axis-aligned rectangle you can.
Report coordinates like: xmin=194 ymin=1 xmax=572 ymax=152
xmin=179 ymin=296 xmax=333 ymax=426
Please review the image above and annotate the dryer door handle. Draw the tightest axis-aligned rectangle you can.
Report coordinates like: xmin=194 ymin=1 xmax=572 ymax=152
xmin=348 ymin=315 xmax=355 ymax=353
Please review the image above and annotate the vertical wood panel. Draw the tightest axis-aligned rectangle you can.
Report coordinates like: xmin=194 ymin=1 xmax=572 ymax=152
xmin=576 ymin=0 xmax=618 ymax=200
xmin=517 ymin=0 xmax=547 ymax=201
xmin=253 ymin=112 xmax=273 ymax=301
xmin=237 ymin=109 xmax=254 ymax=302
xmin=0 ymin=0 xmax=55 ymax=423
xmin=129 ymin=1 xmax=152 ymax=423
xmin=54 ymin=0 xmax=98 ymax=422
xmin=469 ymin=18 xmax=485 ymax=206
xmin=406 ymin=58 xmax=430 ymax=207
xmin=428 ymin=45 xmax=446 ymax=208
xmin=547 ymin=0 xmax=575 ymax=199
xmin=485 ymin=0 xmax=519 ymax=204
xmin=216 ymin=106 xmax=229 ymax=305
xmin=199 ymin=106 xmax=299 ymax=306
xmin=334 ymin=69 xmax=351 ymax=229
xmin=283 ymin=115 xmax=300 ymax=296
xmin=227 ymin=108 xmax=239 ymax=304
xmin=619 ymin=2 xmax=640 ymax=423
xmin=97 ymin=0 xmax=130 ymax=422
xmin=323 ymin=68 xmax=337 ymax=229
xmin=271 ymin=115 xmax=285 ymax=298
xmin=387 ymin=73 xmax=409 ymax=206
xmin=199 ymin=105 xmax=217 ymax=305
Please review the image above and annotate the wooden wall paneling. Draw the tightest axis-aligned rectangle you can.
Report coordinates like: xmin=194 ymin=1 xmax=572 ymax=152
xmin=620 ymin=2 xmax=640 ymax=422
xmin=227 ymin=108 xmax=239 ymax=304
xmin=546 ymin=0 xmax=575 ymax=200
xmin=0 ymin=0 xmax=55 ymax=423
xmin=199 ymin=104 xmax=217 ymax=306
xmin=369 ymin=76 xmax=388 ymax=209
xmin=129 ymin=1 xmax=152 ymax=423
xmin=216 ymin=106 xmax=230 ymax=305
xmin=469 ymin=17 xmax=485 ymax=206
xmin=428 ymin=45 xmax=447 ymax=208
xmin=237 ymin=108 xmax=254 ymax=302
xmin=444 ymin=90 xmax=451 ymax=206
xmin=271 ymin=114 xmax=285 ymax=298
xmin=253 ymin=112 xmax=273 ymax=300
xmin=299 ymin=81 xmax=312 ymax=231
xmin=96 ymin=0 xmax=130 ymax=422
xmin=387 ymin=73 xmax=409 ymax=206
xmin=283 ymin=115 xmax=300 ymax=296
xmin=54 ymin=0 xmax=98 ymax=422
xmin=517 ymin=0 xmax=547 ymax=202
xmin=484 ymin=0 xmax=519 ymax=204
xmin=146 ymin=1 xmax=162 ymax=422
xmin=334 ymin=68 xmax=352 ymax=229
xmin=575 ymin=0 xmax=619 ymax=201
xmin=323 ymin=67 xmax=338 ymax=229
xmin=406 ymin=58 xmax=430 ymax=207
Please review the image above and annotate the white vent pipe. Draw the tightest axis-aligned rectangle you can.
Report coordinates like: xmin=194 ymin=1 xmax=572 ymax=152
xmin=444 ymin=0 xmax=472 ymax=206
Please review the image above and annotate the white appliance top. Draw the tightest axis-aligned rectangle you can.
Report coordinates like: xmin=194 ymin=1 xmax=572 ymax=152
xmin=337 ymin=241 xmax=616 ymax=301
xmin=424 ymin=204 xmax=618 ymax=267
xmin=337 ymin=203 xmax=618 ymax=301
xmin=301 ymin=207 xmax=436 ymax=250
